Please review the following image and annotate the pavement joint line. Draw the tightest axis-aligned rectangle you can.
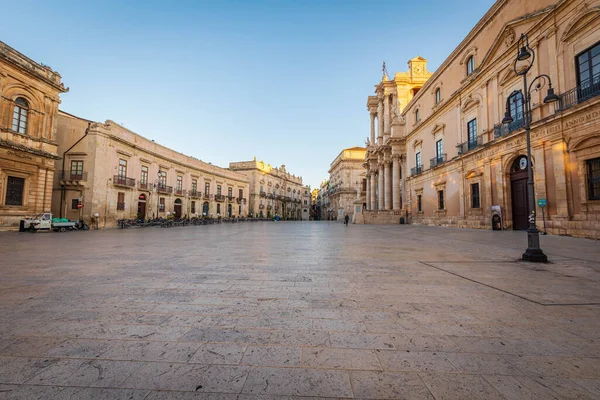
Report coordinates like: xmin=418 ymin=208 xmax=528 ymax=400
xmin=418 ymin=261 xmax=600 ymax=307
xmin=376 ymin=225 xmax=599 ymax=264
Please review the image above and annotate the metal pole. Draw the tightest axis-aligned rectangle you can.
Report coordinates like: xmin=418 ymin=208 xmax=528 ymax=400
xmin=522 ymin=72 xmax=547 ymax=262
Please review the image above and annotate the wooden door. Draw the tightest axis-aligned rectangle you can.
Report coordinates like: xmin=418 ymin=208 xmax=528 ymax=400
xmin=511 ymin=178 xmax=528 ymax=230
xmin=137 ymin=201 xmax=146 ymax=219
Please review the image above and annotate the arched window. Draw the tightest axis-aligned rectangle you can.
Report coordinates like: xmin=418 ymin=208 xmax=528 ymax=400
xmin=466 ymin=56 xmax=475 ymax=76
xmin=415 ymin=109 xmax=420 ymax=122
xmin=12 ymin=97 xmax=29 ymax=134
xmin=435 ymin=88 xmax=441 ymax=104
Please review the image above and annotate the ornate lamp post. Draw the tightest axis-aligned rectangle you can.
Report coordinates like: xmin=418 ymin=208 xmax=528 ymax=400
xmin=502 ymin=33 xmax=559 ymax=263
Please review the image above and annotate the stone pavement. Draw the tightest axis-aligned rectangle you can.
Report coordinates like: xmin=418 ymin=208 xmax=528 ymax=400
xmin=0 ymin=222 xmax=599 ymax=399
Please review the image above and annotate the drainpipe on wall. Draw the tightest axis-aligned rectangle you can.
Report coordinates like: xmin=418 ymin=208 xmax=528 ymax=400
xmin=60 ymin=123 xmax=91 ymax=218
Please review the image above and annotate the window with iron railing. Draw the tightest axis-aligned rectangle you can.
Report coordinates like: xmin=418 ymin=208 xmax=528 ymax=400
xmin=70 ymin=160 xmax=84 ymax=180
xmin=159 ymin=197 xmax=165 ymax=212
xmin=118 ymin=159 xmax=127 ymax=179
xmin=140 ymin=166 xmax=148 ymax=188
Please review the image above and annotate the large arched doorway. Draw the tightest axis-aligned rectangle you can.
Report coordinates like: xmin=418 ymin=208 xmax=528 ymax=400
xmin=174 ymin=198 xmax=182 ymax=218
xmin=510 ymin=155 xmax=530 ymax=230
xmin=137 ymin=194 xmax=147 ymax=220
xmin=202 ymin=202 xmax=209 ymax=216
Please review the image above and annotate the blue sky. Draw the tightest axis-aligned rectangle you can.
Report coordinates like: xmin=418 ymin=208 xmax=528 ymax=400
xmin=2 ymin=0 xmax=495 ymax=188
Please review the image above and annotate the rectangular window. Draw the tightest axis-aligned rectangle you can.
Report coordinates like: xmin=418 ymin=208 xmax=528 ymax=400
xmin=159 ymin=171 xmax=167 ymax=187
xmin=467 ymin=119 xmax=477 ymax=148
xmin=205 ymin=182 xmax=210 ymax=195
xmin=176 ymin=176 xmax=183 ymax=192
xmin=416 ymin=152 xmax=421 ymax=168
xmin=70 ymin=160 xmax=84 ymax=180
xmin=71 ymin=198 xmax=79 ymax=210
xmin=509 ymin=92 xmax=524 ymax=122
xmin=192 ymin=179 xmax=197 ymax=193
xmin=438 ymin=190 xmax=444 ymax=210
xmin=471 ymin=183 xmax=481 ymax=208
xmin=576 ymin=42 xmax=600 ymax=96
xmin=191 ymin=201 xmax=196 ymax=214
xmin=217 ymin=185 xmax=222 ymax=196
xmin=141 ymin=166 xmax=148 ymax=185
xmin=239 ymin=189 xmax=243 ymax=199
xmin=587 ymin=157 xmax=600 ymax=200
xmin=436 ymin=139 xmax=443 ymax=160
xmin=228 ymin=187 xmax=233 ymax=197
xmin=117 ymin=192 xmax=125 ymax=210
xmin=417 ymin=194 xmax=422 ymax=212
xmin=118 ymin=159 xmax=127 ymax=178
xmin=217 ymin=204 xmax=221 ymax=215
xmin=159 ymin=197 xmax=165 ymax=212
xmin=5 ymin=176 xmax=25 ymax=206
xmin=304 ymin=200 xmax=307 ymax=205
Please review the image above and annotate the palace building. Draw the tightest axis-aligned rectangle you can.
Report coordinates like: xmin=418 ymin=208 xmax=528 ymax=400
xmin=229 ymin=159 xmax=306 ymax=220
xmin=52 ymin=111 xmax=249 ymax=227
xmin=364 ymin=0 xmax=600 ymax=239
xmin=0 ymin=41 xmax=68 ymax=227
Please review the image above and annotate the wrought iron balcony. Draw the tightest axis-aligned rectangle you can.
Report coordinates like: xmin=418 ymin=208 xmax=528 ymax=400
xmin=267 ymin=204 xmax=272 ymax=210
xmin=189 ymin=190 xmax=200 ymax=198
xmin=259 ymin=204 xmax=265 ymax=209
xmin=59 ymin=170 xmax=87 ymax=183
xmin=215 ymin=194 xmax=225 ymax=202
xmin=138 ymin=181 xmax=150 ymax=190
xmin=227 ymin=196 xmax=234 ymax=201
xmin=493 ymin=118 xmax=525 ymax=139
xmin=203 ymin=193 xmax=210 ymax=199
xmin=113 ymin=175 xmax=135 ymax=187
xmin=430 ymin=154 xmax=447 ymax=168
xmin=411 ymin=166 xmax=422 ymax=176
xmin=457 ymin=136 xmax=483 ymax=155
xmin=175 ymin=188 xmax=185 ymax=196
xmin=556 ymin=72 xmax=600 ymax=112
xmin=259 ymin=191 xmax=266 ymax=197
xmin=156 ymin=184 xmax=173 ymax=194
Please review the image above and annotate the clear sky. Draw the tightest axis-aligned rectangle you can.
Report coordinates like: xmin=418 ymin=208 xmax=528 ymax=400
xmin=1 ymin=0 xmax=495 ymax=189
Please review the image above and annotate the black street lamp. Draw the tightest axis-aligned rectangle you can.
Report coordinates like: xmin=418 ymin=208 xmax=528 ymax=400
xmin=502 ymin=33 xmax=559 ymax=263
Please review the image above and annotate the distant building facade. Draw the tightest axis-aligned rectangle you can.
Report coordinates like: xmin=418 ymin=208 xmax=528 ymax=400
xmin=229 ymin=159 xmax=305 ymax=219
xmin=363 ymin=0 xmax=600 ymax=239
xmin=0 ymin=41 xmax=68 ymax=227
xmin=52 ymin=111 xmax=249 ymax=227
xmin=328 ymin=147 xmax=367 ymax=222
xmin=301 ymin=185 xmax=312 ymax=220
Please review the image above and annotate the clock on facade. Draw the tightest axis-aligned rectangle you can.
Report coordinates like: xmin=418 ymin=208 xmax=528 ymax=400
xmin=519 ymin=157 xmax=528 ymax=170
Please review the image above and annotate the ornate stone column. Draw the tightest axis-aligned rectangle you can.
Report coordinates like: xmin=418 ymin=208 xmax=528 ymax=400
xmin=365 ymin=173 xmax=371 ymax=210
xmin=384 ymin=159 xmax=392 ymax=210
xmin=370 ymin=113 xmax=376 ymax=145
xmin=392 ymin=155 xmax=401 ymax=210
xmin=377 ymin=98 xmax=384 ymax=145
xmin=383 ymin=93 xmax=390 ymax=138
xmin=378 ymin=163 xmax=384 ymax=210
xmin=370 ymin=170 xmax=377 ymax=210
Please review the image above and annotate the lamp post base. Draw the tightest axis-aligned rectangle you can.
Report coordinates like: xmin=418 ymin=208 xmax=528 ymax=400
xmin=522 ymin=228 xmax=548 ymax=263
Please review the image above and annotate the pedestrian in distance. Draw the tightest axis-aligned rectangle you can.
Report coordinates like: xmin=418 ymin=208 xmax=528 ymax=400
xmin=344 ymin=214 xmax=349 ymax=226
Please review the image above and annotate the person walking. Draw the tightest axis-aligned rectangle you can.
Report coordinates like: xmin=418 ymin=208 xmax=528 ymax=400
xmin=344 ymin=214 xmax=349 ymax=226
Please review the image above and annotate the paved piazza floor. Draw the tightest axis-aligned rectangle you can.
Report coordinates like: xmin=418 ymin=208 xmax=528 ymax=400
xmin=0 ymin=222 xmax=599 ymax=399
